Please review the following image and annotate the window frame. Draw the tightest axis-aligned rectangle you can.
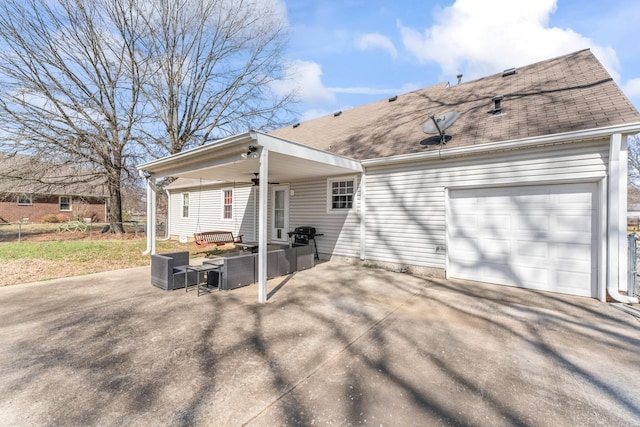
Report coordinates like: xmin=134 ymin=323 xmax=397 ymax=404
xmin=17 ymin=194 xmax=32 ymax=206
xmin=222 ymin=188 xmax=233 ymax=220
xmin=59 ymin=196 xmax=72 ymax=211
xmin=181 ymin=192 xmax=190 ymax=218
xmin=326 ymin=176 xmax=357 ymax=212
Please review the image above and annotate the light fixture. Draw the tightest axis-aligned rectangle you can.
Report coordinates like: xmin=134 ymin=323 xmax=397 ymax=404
xmin=241 ymin=145 xmax=259 ymax=159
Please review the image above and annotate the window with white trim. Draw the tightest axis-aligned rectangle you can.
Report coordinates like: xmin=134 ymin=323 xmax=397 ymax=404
xmin=328 ymin=177 xmax=355 ymax=211
xmin=181 ymin=193 xmax=189 ymax=218
xmin=17 ymin=194 xmax=32 ymax=205
xmin=222 ymin=189 xmax=233 ymax=219
xmin=59 ymin=196 xmax=71 ymax=211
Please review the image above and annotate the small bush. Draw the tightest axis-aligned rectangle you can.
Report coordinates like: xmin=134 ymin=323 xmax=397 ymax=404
xmin=41 ymin=214 xmax=60 ymax=223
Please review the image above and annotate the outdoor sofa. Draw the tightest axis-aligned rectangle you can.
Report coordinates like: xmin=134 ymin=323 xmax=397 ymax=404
xmin=150 ymin=251 xmax=198 ymax=290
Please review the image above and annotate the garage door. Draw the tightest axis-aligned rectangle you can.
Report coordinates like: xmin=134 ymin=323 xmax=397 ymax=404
xmin=447 ymin=183 xmax=597 ymax=297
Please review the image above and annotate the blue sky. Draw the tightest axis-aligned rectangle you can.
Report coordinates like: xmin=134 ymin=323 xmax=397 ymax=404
xmin=274 ymin=0 xmax=640 ymax=122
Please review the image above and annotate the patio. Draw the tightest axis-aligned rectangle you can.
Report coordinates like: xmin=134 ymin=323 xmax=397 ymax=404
xmin=0 ymin=262 xmax=638 ymax=426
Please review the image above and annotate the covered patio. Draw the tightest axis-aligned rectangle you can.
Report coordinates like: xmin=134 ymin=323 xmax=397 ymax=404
xmin=137 ymin=131 xmax=363 ymax=302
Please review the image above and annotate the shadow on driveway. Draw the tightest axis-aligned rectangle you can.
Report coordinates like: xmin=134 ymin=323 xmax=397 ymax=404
xmin=0 ymin=261 xmax=638 ymax=426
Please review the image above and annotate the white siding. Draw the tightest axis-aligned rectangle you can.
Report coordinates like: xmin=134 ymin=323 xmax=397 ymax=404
xmin=289 ymin=176 xmax=362 ymax=258
xmin=169 ymin=184 xmax=255 ymax=240
xmin=364 ymin=141 xmax=609 ymax=270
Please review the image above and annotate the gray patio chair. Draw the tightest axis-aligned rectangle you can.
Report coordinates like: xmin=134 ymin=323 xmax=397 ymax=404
xmin=151 ymin=251 xmax=198 ymax=290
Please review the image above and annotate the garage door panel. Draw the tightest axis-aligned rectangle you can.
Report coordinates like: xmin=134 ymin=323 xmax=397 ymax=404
xmin=516 ymin=215 xmax=550 ymax=232
xmin=479 ymin=263 xmax=515 ymax=284
xmin=516 ymin=240 xmax=548 ymax=259
xmin=448 ymin=183 xmax=597 ymax=297
xmin=514 ymin=265 xmax=548 ymax=287
xmin=482 ymin=238 xmax=511 ymax=256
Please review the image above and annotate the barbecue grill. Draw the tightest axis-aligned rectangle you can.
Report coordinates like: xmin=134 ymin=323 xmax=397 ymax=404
xmin=288 ymin=226 xmax=323 ymax=260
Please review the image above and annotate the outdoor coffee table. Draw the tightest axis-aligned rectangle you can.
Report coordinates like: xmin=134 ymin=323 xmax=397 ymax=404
xmin=184 ymin=264 xmax=223 ymax=297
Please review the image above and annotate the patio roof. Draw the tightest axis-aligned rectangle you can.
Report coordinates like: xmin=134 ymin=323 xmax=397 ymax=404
xmin=137 ymin=131 xmax=363 ymax=304
xmin=137 ymin=131 xmax=362 ymax=182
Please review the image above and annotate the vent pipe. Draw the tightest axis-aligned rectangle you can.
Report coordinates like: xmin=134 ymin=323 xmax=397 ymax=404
xmin=457 ymin=74 xmax=463 ymax=85
xmin=492 ymin=95 xmax=503 ymax=114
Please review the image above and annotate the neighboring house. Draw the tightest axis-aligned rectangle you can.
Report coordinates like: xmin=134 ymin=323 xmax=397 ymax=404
xmin=139 ymin=49 xmax=640 ymax=303
xmin=0 ymin=154 xmax=107 ymax=223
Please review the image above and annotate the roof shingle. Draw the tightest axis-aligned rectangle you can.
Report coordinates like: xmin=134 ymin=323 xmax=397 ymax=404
xmin=270 ymin=49 xmax=640 ymax=160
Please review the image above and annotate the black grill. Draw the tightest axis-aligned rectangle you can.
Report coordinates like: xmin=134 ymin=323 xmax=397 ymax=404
xmin=288 ymin=226 xmax=322 ymax=259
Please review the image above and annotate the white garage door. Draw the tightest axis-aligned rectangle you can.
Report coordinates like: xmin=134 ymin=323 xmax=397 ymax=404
xmin=448 ymin=183 xmax=597 ymax=297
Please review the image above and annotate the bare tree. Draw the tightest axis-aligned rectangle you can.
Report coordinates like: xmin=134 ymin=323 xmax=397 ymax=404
xmin=628 ymin=133 xmax=640 ymax=190
xmin=0 ymin=0 xmax=147 ymax=232
xmin=0 ymin=0 xmax=295 ymax=232
xmin=139 ymin=0 xmax=295 ymax=154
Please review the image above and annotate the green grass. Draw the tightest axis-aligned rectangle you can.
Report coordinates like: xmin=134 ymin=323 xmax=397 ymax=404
xmin=0 ymin=240 xmax=146 ymax=262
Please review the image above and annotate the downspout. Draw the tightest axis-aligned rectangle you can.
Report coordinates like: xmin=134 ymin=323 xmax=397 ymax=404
xmin=607 ymin=133 xmax=638 ymax=303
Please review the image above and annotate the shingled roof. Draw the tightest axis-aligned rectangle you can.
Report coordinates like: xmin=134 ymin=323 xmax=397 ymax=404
xmin=270 ymin=49 xmax=640 ymax=160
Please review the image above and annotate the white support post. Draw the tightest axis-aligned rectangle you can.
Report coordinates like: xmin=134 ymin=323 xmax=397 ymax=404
xmin=359 ymin=174 xmax=366 ymax=260
xmin=142 ymin=176 xmax=157 ymax=255
xmin=258 ymin=148 xmax=269 ymax=303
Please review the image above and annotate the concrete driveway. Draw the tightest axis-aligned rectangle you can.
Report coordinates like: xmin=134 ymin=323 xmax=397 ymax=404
xmin=0 ymin=261 xmax=638 ymax=426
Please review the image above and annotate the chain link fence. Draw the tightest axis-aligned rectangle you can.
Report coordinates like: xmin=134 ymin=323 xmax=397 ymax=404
xmin=0 ymin=221 xmax=152 ymax=243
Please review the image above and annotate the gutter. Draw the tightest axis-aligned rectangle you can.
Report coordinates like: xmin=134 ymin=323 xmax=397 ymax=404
xmin=137 ymin=132 xmax=255 ymax=173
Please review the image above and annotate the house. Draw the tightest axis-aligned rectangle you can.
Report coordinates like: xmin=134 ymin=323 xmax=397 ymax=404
xmin=138 ymin=49 xmax=640 ymax=304
xmin=0 ymin=154 xmax=107 ymax=223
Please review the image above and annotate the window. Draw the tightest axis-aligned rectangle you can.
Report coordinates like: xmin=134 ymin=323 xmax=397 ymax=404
xmin=328 ymin=178 xmax=355 ymax=211
xmin=223 ymin=189 xmax=233 ymax=219
xmin=182 ymin=193 xmax=189 ymax=218
xmin=59 ymin=196 xmax=71 ymax=211
xmin=17 ymin=194 xmax=32 ymax=205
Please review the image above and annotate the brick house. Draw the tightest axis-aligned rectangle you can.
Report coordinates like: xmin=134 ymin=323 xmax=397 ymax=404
xmin=0 ymin=154 xmax=107 ymax=223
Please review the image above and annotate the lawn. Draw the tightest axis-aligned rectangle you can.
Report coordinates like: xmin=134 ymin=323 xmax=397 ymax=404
xmin=0 ymin=238 xmax=226 ymax=286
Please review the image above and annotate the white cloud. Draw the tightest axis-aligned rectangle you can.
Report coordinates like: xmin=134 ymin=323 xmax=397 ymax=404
xmin=300 ymin=108 xmax=332 ymax=121
xmin=398 ymin=0 xmax=621 ymax=81
xmin=355 ymin=33 xmax=398 ymax=58
xmin=328 ymin=82 xmax=421 ymax=96
xmin=623 ymin=78 xmax=640 ymax=99
xmin=270 ymin=60 xmax=335 ymax=105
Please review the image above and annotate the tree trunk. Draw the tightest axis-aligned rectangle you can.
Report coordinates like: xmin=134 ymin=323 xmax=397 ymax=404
xmin=107 ymin=175 xmax=125 ymax=234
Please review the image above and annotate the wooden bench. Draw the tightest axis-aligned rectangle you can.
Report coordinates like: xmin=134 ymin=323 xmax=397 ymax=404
xmin=193 ymin=231 xmax=243 ymax=248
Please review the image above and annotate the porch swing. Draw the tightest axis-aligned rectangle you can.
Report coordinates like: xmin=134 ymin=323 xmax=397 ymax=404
xmin=193 ymin=179 xmax=243 ymax=248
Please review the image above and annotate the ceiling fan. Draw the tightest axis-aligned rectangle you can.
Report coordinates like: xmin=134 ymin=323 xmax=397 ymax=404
xmin=250 ymin=172 xmax=279 ymax=186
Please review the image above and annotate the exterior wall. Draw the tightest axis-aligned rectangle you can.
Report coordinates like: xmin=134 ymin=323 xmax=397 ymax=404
xmin=167 ymin=176 xmax=364 ymax=258
xmin=0 ymin=194 xmax=106 ymax=222
xmin=169 ymin=184 xmax=255 ymax=241
xmin=363 ymin=140 xmax=609 ymax=273
xmin=289 ymin=175 xmax=362 ymax=258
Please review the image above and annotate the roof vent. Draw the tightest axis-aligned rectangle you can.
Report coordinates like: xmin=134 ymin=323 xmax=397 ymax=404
xmin=293 ymin=122 xmax=300 ymax=128
xmin=502 ymin=67 xmax=516 ymax=77
xmin=492 ymin=95 xmax=504 ymax=114
xmin=333 ymin=111 xmax=342 ymax=117
xmin=388 ymin=95 xmax=398 ymax=102
xmin=457 ymin=73 xmax=463 ymax=84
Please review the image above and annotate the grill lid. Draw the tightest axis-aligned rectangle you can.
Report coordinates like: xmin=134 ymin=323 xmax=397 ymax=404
xmin=294 ymin=226 xmax=316 ymax=235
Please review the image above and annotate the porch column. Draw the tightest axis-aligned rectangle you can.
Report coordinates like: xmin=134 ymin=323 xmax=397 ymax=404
xmin=142 ymin=175 xmax=156 ymax=255
xmin=258 ymin=148 xmax=269 ymax=303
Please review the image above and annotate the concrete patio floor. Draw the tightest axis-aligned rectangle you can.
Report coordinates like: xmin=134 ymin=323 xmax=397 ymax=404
xmin=0 ymin=261 xmax=638 ymax=426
